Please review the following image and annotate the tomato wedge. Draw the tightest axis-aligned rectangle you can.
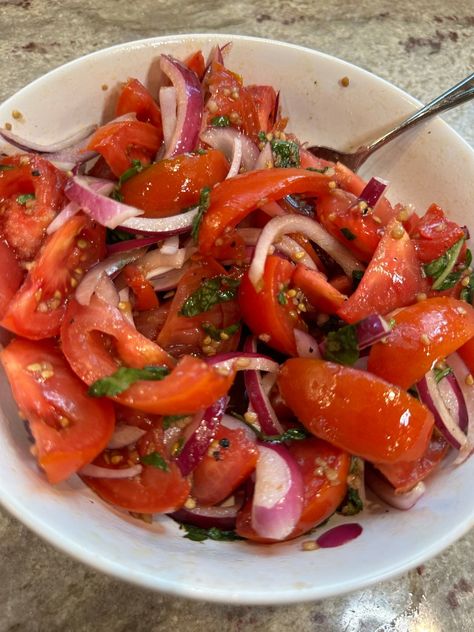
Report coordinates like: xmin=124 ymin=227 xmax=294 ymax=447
xmin=1 ymin=215 xmax=106 ymax=339
xmin=239 ymin=255 xmax=305 ymax=355
xmin=115 ymin=78 xmax=163 ymax=131
xmin=191 ymin=423 xmax=258 ymax=506
xmin=198 ymin=168 xmax=331 ymax=254
xmin=278 ymin=358 xmax=434 ymax=464
xmin=409 ymin=203 xmax=465 ymax=263
xmin=120 ymin=150 xmax=229 ymax=218
xmin=184 ymin=50 xmax=206 ymax=79
xmin=87 ymin=120 xmax=162 ymax=177
xmin=292 ymin=263 xmax=346 ymax=314
xmin=82 ymin=427 xmax=190 ymax=513
xmin=338 ymin=219 xmax=424 ymax=324
xmin=0 ymin=339 xmax=115 ymax=484
xmin=157 ymin=259 xmax=241 ymax=357
xmin=368 ymin=297 xmax=474 ymax=389
xmin=236 ymin=438 xmax=350 ymax=542
xmin=61 ymin=297 xmax=234 ymax=414
xmin=0 ymin=154 xmax=67 ymax=260
xmin=123 ymin=263 xmax=159 ymax=311
xmin=0 ymin=239 xmax=23 ymax=319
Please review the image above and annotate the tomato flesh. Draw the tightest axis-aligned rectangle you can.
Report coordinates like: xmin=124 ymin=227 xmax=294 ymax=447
xmin=115 ymin=78 xmax=163 ymax=132
xmin=292 ymin=263 xmax=346 ymax=314
xmin=368 ymin=297 xmax=474 ymax=389
xmin=410 ymin=203 xmax=465 ymax=263
xmin=0 ymin=339 xmax=115 ymax=484
xmin=0 ymin=239 xmax=23 ymax=319
xmin=278 ymin=358 xmax=434 ymax=464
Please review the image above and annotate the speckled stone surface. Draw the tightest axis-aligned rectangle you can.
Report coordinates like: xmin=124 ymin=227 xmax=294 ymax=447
xmin=0 ymin=0 xmax=473 ymax=630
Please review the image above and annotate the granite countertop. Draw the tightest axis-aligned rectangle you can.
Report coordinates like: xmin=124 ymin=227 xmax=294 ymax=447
xmin=0 ymin=0 xmax=473 ymax=630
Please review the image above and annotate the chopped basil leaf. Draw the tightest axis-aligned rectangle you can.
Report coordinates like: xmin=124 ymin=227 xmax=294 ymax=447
xmin=323 ymin=324 xmax=359 ymax=366
xmin=258 ymin=131 xmax=267 ymax=143
xmin=244 ymin=423 xmax=309 ymax=443
xmin=191 ymin=186 xmax=211 ymax=242
xmin=16 ymin=193 xmax=35 ymax=205
xmin=306 ymin=166 xmax=329 ymax=174
xmin=180 ymin=275 xmax=240 ymax=317
xmin=434 ymin=366 xmax=453 ymax=383
xmin=277 ymin=287 xmax=288 ymax=305
xmin=210 ymin=115 xmax=230 ymax=127
xmin=88 ymin=365 xmax=170 ymax=397
xmin=460 ymin=273 xmax=474 ymax=304
xmin=201 ymin=321 xmax=240 ymax=341
xmin=464 ymin=248 xmax=472 ymax=269
xmin=424 ymin=238 xmax=464 ymax=291
xmin=162 ymin=414 xmax=190 ymax=429
xmin=140 ymin=451 xmax=169 ymax=471
xmin=118 ymin=159 xmax=144 ymax=186
xmin=340 ymin=227 xmax=356 ymax=241
xmin=106 ymin=227 xmax=134 ymax=244
xmin=338 ymin=487 xmax=364 ymax=516
xmin=352 ymin=269 xmax=364 ymax=289
xmin=110 ymin=188 xmax=124 ymax=202
xmin=0 ymin=164 xmax=15 ymax=171
xmin=179 ymin=523 xmax=245 ymax=542
xmin=271 ymin=139 xmax=300 ymax=168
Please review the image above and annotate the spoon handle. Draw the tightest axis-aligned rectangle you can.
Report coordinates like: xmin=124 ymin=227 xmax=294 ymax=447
xmin=366 ymin=73 xmax=474 ymax=154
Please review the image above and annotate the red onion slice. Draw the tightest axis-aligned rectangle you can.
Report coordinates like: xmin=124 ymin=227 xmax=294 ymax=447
xmin=175 ymin=397 xmax=227 ymax=476
xmin=207 ymin=352 xmax=279 ymax=375
xmin=107 ymin=424 xmax=147 ymax=449
xmin=150 ymin=265 xmax=189 ymax=291
xmin=107 ymin=235 xmax=163 ymax=255
xmin=117 ymin=287 xmax=134 ymax=325
xmin=159 ymin=86 xmax=177 ymax=152
xmin=226 ymin=135 xmax=243 ymax=179
xmin=356 ymin=314 xmax=392 ymax=350
xmin=46 ymin=201 xmax=80 ymax=234
xmin=160 ymin=235 xmax=180 ymax=255
xmin=357 ymin=176 xmax=389 ymax=208
xmin=447 ymin=353 xmax=474 ymax=464
xmin=417 ymin=370 xmax=468 ymax=451
xmin=119 ymin=206 xmax=199 ymax=237
xmin=160 ymin=55 xmax=203 ymax=158
xmin=294 ymin=329 xmax=321 ymax=359
xmin=251 ymin=443 xmax=304 ymax=540
xmin=276 ymin=235 xmax=317 ymax=270
xmin=254 ymin=141 xmax=274 ymax=170
xmin=0 ymin=123 xmax=97 ymax=154
xmin=138 ymin=246 xmax=191 ymax=279
xmin=65 ymin=176 xmax=141 ymax=229
xmin=169 ymin=501 xmax=242 ymax=530
xmin=79 ymin=463 xmax=143 ymax=479
xmin=200 ymin=127 xmax=259 ymax=172
xmin=94 ymin=274 xmax=120 ymax=307
xmin=316 ymin=522 xmax=363 ymax=548
xmin=221 ymin=414 xmax=258 ymax=443
xmin=366 ymin=465 xmax=426 ymax=510
xmin=249 ymin=215 xmax=364 ymax=289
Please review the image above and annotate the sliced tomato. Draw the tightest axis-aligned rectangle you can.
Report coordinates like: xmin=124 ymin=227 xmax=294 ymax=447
xmin=337 ymin=220 xmax=424 ymax=324
xmin=375 ymin=431 xmax=449 ymax=493
xmin=82 ymin=427 xmax=190 ymax=513
xmin=0 ymin=155 xmax=67 ymax=260
xmin=239 ymin=255 xmax=305 ymax=355
xmin=410 ymin=203 xmax=465 ymax=263
xmin=278 ymin=358 xmax=434 ymax=464
xmin=1 ymin=215 xmax=105 ymax=339
xmin=87 ymin=120 xmax=162 ymax=177
xmin=236 ymin=438 xmax=350 ymax=542
xmin=198 ymin=168 xmax=331 ymax=253
xmin=115 ymin=78 xmax=163 ymax=132
xmin=157 ymin=259 xmax=241 ymax=357
xmin=206 ymin=62 xmax=261 ymax=141
xmin=0 ymin=239 xmax=23 ymax=319
xmin=120 ymin=150 xmax=229 ymax=218
xmin=0 ymin=338 xmax=115 ymax=484
xmin=61 ymin=297 xmax=234 ymax=414
xmin=247 ymin=85 xmax=277 ymax=133
xmin=191 ymin=423 xmax=258 ymax=505
xmin=457 ymin=336 xmax=474 ymax=374
xmin=368 ymin=297 xmax=474 ymax=389
xmin=122 ymin=263 xmax=159 ymax=311
xmin=133 ymin=302 xmax=170 ymax=340
xmin=292 ymin=264 xmax=346 ymax=314
xmin=184 ymin=50 xmax=206 ymax=79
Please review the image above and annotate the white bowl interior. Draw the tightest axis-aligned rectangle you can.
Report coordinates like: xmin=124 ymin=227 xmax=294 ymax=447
xmin=0 ymin=34 xmax=473 ymax=605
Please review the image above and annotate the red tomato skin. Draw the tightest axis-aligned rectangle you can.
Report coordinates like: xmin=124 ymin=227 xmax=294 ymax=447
xmin=368 ymin=297 xmax=474 ymax=389
xmin=184 ymin=50 xmax=206 ymax=79
xmin=0 ymin=155 xmax=68 ymax=260
xmin=121 ymin=150 xmax=229 ymax=218
xmin=338 ymin=220 xmax=423 ymax=324
xmin=115 ymin=78 xmax=163 ymax=131
xmin=1 ymin=215 xmax=106 ymax=340
xmin=198 ymin=168 xmax=331 ymax=254
xmin=458 ymin=336 xmax=474 ymax=374
xmin=247 ymin=85 xmax=277 ymax=132
xmin=410 ymin=203 xmax=465 ymax=263
xmin=375 ymin=431 xmax=449 ymax=493
xmin=236 ymin=438 xmax=350 ymax=542
xmin=0 ymin=339 xmax=115 ymax=484
xmin=191 ymin=424 xmax=258 ymax=506
xmin=292 ymin=264 xmax=346 ymax=314
xmin=239 ymin=255 xmax=304 ymax=356
xmin=123 ymin=263 xmax=159 ymax=311
xmin=0 ymin=240 xmax=23 ymax=319
xmin=278 ymin=358 xmax=434 ymax=464
xmin=82 ymin=427 xmax=190 ymax=513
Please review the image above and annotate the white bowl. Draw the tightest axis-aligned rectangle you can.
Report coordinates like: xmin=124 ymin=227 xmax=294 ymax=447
xmin=0 ymin=34 xmax=473 ymax=605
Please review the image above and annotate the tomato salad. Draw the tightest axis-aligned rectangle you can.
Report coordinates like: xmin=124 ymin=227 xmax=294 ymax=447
xmin=0 ymin=44 xmax=473 ymax=544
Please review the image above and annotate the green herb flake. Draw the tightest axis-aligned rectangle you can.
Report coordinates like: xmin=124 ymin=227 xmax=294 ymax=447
xmin=180 ymin=275 xmax=240 ymax=317
xmin=434 ymin=270 xmax=462 ymax=291
xmin=464 ymin=249 xmax=472 ymax=269
xmin=258 ymin=131 xmax=267 ymax=143
xmin=352 ymin=269 xmax=364 ymax=289
xmin=338 ymin=487 xmax=364 ymax=516
xmin=191 ymin=186 xmax=211 ymax=242
xmin=271 ymin=139 xmax=300 ymax=168
xmin=201 ymin=321 xmax=240 ymax=341
xmin=244 ymin=423 xmax=309 ymax=443
xmin=162 ymin=414 xmax=190 ymax=429
xmin=16 ymin=193 xmax=35 ymax=205
xmin=118 ymin=159 xmax=144 ymax=187
xmin=210 ymin=115 xmax=231 ymax=127
xmin=88 ymin=365 xmax=170 ymax=397
xmin=140 ymin=451 xmax=169 ymax=471
xmin=424 ymin=238 xmax=465 ymax=291
xmin=0 ymin=164 xmax=15 ymax=171
xmin=106 ymin=227 xmax=135 ymax=244
xmin=323 ymin=324 xmax=359 ymax=366
xmin=277 ymin=286 xmax=288 ymax=305
xmin=179 ymin=523 xmax=245 ymax=542
xmin=110 ymin=188 xmax=124 ymax=203
xmin=306 ymin=166 xmax=329 ymax=174
xmin=434 ymin=366 xmax=453 ymax=383
xmin=340 ymin=227 xmax=356 ymax=241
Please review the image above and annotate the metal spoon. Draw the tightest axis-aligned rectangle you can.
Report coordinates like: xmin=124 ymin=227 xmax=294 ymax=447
xmin=307 ymin=72 xmax=474 ymax=172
